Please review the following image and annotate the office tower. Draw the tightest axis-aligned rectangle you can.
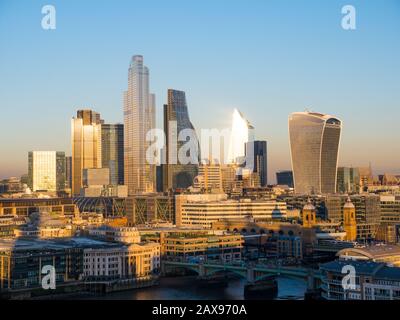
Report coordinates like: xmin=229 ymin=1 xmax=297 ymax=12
xmin=228 ymin=109 xmax=254 ymax=164
xmin=65 ymin=156 xmax=72 ymax=189
xmin=276 ymin=170 xmax=294 ymax=188
xmin=71 ymin=109 xmax=102 ymax=196
xmin=337 ymin=167 xmax=360 ymax=194
xmin=28 ymin=151 xmax=65 ymax=192
xmin=193 ymin=163 xmax=223 ymax=193
xmin=245 ymin=140 xmax=267 ymax=187
xmin=288 ymin=111 xmax=342 ymax=194
xmin=123 ymin=55 xmax=156 ymax=195
xmin=163 ymin=89 xmax=199 ymax=191
xmin=358 ymin=164 xmax=373 ymax=191
xmin=101 ymin=123 xmax=124 ymax=185
xmin=343 ymin=197 xmax=357 ymax=241
xmin=156 ymin=165 xmax=163 ymax=192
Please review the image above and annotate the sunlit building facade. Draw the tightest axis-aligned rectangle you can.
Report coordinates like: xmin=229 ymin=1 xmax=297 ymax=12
xmin=123 ymin=55 xmax=156 ymax=195
xmin=288 ymin=111 xmax=342 ymax=194
xmin=28 ymin=151 xmax=66 ymax=192
xmin=228 ymin=109 xmax=254 ymax=164
xmin=71 ymin=110 xmax=103 ymax=196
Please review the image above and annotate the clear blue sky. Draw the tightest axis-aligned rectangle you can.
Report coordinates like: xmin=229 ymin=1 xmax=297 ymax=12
xmin=1 ymin=0 xmax=399 ymax=182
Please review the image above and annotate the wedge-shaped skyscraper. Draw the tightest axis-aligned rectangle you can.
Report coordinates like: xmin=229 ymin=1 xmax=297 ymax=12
xmin=289 ymin=111 xmax=342 ymax=194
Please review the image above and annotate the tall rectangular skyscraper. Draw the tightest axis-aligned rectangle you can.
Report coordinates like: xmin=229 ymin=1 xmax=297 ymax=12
xmin=245 ymin=140 xmax=268 ymax=187
xmin=71 ymin=109 xmax=102 ymax=196
xmin=28 ymin=151 xmax=65 ymax=192
xmin=163 ymin=89 xmax=198 ymax=191
xmin=123 ymin=55 xmax=156 ymax=195
xmin=288 ymin=111 xmax=342 ymax=194
xmin=101 ymin=123 xmax=124 ymax=185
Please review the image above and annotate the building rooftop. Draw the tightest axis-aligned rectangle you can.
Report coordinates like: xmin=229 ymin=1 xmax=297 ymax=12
xmin=337 ymin=244 xmax=400 ymax=260
xmin=320 ymin=259 xmax=400 ymax=281
xmin=0 ymin=237 xmax=122 ymax=252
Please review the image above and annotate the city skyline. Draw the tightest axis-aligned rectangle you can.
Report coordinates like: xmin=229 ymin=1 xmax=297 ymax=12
xmin=1 ymin=0 xmax=400 ymax=181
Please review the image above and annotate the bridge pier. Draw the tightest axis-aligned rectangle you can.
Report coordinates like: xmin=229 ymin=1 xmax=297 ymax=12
xmin=246 ymin=268 xmax=255 ymax=284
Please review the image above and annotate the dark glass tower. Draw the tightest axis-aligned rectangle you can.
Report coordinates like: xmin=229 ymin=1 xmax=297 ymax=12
xmin=163 ymin=89 xmax=199 ymax=191
xmin=101 ymin=123 xmax=124 ymax=185
xmin=245 ymin=140 xmax=268 ymax=187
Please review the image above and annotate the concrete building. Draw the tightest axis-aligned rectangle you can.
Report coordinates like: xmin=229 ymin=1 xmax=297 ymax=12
xmin=337 ymin=245 xmax=400 ymax=267
xmin=193 ymin=163 xmax=223 ymax=193
xmin=0 ymin=198 xmax=79 ymax=217
xmin=288 ymin=111 xmax=342 ymax=194
xmin=276 ymin=170 xmax=294 ymax=188
xmin=83 ymin=242 xmax=160 ymax=280
xmin=320 ymin=260 xmax=400 ymax=300
xmin=175 ymin=193 xmax=287 ymax=228
xmin=144 ymin=231 xmax=243 ymax=264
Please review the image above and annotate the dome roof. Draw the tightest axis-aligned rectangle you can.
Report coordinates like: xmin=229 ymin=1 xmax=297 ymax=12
xmin=344 ymin=197 xmax=355 ymax=209
xmin=303 ymin=198 xmax=315 ymax=211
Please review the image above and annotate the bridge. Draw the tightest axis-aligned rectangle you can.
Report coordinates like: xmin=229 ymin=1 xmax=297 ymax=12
xmin=162 ymin=261 xmax=321 ymax=289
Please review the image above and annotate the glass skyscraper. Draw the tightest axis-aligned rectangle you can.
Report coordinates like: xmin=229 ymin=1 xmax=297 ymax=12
xmin=245 ymin=140 xmax=268 ymax=187
xmin=28 ymin=151 xmax=65 ymax=192
xmin=163 ymin=89 xmax=199 ymax=191
xmin=101 ymin=123 xmax=124 ymax=185
xmin=71 ymin=109 xmax=102 ymax=196
xmin=288 ymin=111 xmax=342 ymax=194
xmin=123 ymin=55 xmax=156 ymax=195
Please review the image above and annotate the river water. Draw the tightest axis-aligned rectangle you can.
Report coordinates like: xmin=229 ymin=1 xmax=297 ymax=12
xmin=93 ymin=276 xmax=307 ymax=300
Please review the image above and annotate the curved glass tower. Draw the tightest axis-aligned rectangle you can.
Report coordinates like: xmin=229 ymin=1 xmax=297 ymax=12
xmin=163 ymin=89 xmax=199 ymax=191
xmin=288 ymin=111 xmax=342 ymax=194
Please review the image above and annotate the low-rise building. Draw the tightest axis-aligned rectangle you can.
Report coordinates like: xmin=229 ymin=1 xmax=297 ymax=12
xmin=320 ymin=260 xmax=400 ymax=300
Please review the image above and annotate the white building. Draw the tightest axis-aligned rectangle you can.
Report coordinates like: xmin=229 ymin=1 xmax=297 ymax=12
xmin=83 ymin=242 xmax=160 ymax=279
xmin=175 ymin=193 xmax=287 ymax=228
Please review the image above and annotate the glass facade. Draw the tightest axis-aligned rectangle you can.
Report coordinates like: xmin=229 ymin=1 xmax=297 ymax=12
xmin=101 ymin=123 xmax=124 ymax=185
xmin=163 ymin=89 xmax=199 ymax=191
xmin=289 ymin=112 xmax=342 ymax=194
xmin=28 ymin=151 xmax=65 ymax=192
xmin=123 ymin=55 xmax=156 ymax=195
xmin=71 ymin=110 xmax=102 ymax=196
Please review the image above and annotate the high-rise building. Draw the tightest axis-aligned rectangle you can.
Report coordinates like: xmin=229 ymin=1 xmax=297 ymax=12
xmin=28 ymin=151 xmax=66 ymax=192
xmin=123 ymin=55 xmax=156 ymax=195
xmin=288 ymin=111 xmax=342 ymax=194
xmin=276 ymin=170 xmax=294 ymax=188
xmin=228 ymin=109 xmax=254 ymax=164
xmin=245 ymin=140 xmax=267 ymax=187
xmin=163 ymin=89 xmax=198 ymax=191
xmin=193 ymin=163 xmax=223 ymax=193
xmin=71 ymin=109 xmax=102 ymax=196
xmin=337 ymin=167 xmax=360 ymax=194
xmin=101 ymin=123 xmax=124 ymax=185
xmin=65 ymin=156 xmax=72 ymax=189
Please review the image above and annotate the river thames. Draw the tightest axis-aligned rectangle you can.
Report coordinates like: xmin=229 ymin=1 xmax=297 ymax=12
xmin=92 ymin=276 xmax=307 ymax=300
